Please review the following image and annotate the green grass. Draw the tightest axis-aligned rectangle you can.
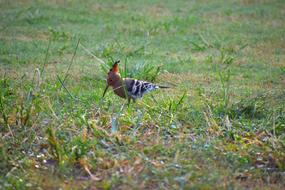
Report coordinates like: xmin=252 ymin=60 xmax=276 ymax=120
xmin=1 ymin=0 xmax=285 ymax=189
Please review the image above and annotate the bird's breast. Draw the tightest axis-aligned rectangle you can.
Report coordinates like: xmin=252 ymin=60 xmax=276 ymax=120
xmin=112 ymin=85 xmax=127 ymax=99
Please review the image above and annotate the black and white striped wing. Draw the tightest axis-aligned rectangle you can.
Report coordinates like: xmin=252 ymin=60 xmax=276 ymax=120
xmin=128 ymin=79 xmax=159 ymax=99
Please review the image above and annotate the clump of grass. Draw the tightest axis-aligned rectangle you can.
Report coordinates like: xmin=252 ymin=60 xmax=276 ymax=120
xmin=216 ymin=47 xmax=235 ymax=112
xmin=46 ymin=127 xmax=65 ymax=164
xmin=129 ymin=61 xmax=162 ymax=82
xmin=0 ymin=75 xmax=11 ymax=132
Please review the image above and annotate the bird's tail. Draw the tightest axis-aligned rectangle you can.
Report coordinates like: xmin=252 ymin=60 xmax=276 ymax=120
xmin=157 ymin=85 xmax=170 ymax=88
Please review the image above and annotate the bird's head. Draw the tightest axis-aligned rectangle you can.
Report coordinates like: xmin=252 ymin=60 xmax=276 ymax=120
xmin=103 ymin=60 xmax=121 ymax=97
xmin=107 ymin=60 xmax=121 ymax=86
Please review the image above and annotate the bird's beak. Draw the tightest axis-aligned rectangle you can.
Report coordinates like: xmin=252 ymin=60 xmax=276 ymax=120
xmin=103 ymin=85 xmax=109 ymax=97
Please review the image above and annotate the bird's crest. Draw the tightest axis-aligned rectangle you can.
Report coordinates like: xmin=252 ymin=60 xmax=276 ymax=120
xmin=111 ymin=60 xmax=120 ymax=73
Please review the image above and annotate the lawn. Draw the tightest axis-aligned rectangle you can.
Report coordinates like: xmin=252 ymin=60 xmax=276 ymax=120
xmin=0 ymin=0 xmax=285 ymax=189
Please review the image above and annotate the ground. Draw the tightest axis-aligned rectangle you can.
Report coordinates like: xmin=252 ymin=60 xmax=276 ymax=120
xmin=0 ymin=0 xmax=285 ymax=189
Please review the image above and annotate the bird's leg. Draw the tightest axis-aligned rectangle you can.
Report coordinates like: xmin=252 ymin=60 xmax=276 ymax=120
xmin=127 ymin=97 xmax=131 ymax=107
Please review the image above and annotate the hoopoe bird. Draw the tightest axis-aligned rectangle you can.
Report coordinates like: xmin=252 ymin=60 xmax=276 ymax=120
xmin=103 ymin=60 xmax=169 ymax=104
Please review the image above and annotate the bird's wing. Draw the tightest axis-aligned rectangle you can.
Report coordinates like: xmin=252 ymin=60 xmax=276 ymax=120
xmin=124 ymin=78 xmax=159 ymax=99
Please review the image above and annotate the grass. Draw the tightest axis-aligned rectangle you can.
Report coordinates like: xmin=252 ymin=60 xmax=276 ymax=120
xmin=0 ymin=0 xmax=285 ymax=189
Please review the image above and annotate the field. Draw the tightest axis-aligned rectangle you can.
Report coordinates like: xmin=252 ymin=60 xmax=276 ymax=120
xmin=0 ymin=0 xmax=285 ymax=189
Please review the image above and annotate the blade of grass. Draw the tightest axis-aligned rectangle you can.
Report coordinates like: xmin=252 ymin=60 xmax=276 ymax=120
xmin=199 ymin=33 xmax=212 ymax=48
xmin=40 ymin=39 xmax=51 ymax=75
xmin=79 ymin=42 xmax=108 ymax=70
xmin=57 ymin=75 xmax=76 ymax=100
xmin=60 ymin=38 xmax=80 ymax=89
xmin=124 ymin=56 xmax=128 ymax=78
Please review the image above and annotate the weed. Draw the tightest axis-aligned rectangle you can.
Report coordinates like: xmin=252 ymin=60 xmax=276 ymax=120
xmin=217 ymin=47 xmax=235 ymax=112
